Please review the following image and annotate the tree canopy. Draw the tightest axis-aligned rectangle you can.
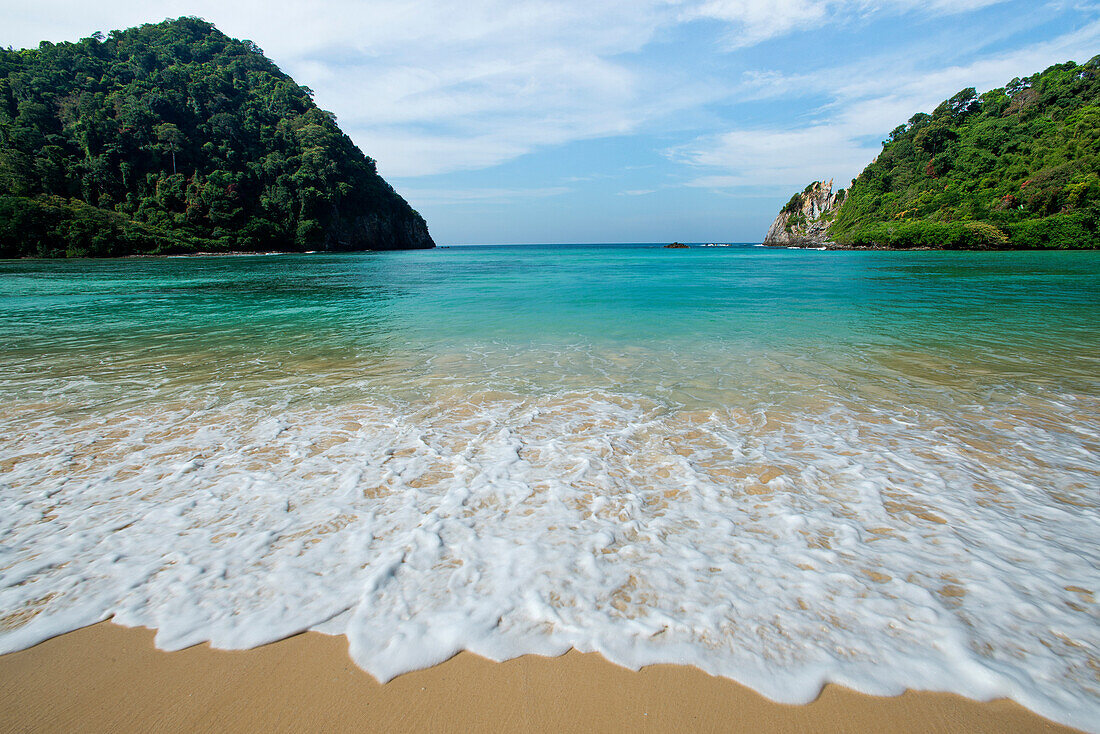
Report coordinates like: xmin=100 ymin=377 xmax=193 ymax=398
xmin=828 ymin=57 xmax=1100 ymax=249
xmin=0 ymin=17 xmax=433 ymax=257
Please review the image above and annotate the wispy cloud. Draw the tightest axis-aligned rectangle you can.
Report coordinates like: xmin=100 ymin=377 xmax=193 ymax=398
xmin=672 ymin=126 xmax=878 ymax=190
xmin=2 ymin=0 xmax=672 ymax=175
xmin=675 ymin=19 xmax=1100 ymax=191
xmin=684 ymin=0 xmax=1011 ymax=49
xmin=0 ymin=0 xmax=1042 ymax=179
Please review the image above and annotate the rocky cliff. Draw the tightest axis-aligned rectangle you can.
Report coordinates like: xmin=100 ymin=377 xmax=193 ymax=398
xmin=762 ymin=180 xmax=846 ymax=247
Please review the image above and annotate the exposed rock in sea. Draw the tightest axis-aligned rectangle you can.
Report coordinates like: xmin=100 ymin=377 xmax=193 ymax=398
xmin=762 ymin=180 xmax=847 ymax=247
xmin=664 ymin=242 xmax=690 ymax=248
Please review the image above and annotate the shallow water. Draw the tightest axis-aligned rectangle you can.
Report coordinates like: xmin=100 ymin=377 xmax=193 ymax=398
xmin=0 ymin=245 xmax=1097 ymax=729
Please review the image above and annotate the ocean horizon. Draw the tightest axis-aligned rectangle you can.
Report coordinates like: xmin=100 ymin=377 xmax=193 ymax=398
xmin=1 ymin=244 xmax=1097 ymax=730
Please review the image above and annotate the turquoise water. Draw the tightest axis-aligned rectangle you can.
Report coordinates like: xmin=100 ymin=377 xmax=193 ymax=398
xmin=2 ymin=244 xmax=1096 ymax=407
xmin=3 ymin=244 xmax=1097 ymax=352
xmin=0 ymin=245 xmax=1098 ymax=729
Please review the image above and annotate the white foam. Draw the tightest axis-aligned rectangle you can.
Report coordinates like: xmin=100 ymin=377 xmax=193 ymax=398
xmin=0 ymin=343 xmax=1097 ymax=731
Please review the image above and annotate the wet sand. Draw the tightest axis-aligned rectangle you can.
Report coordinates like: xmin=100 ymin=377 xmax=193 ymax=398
xmin=0 ymin=622 xmax=1082 ymax=733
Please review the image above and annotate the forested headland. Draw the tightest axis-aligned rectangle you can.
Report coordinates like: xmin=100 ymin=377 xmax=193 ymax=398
xmin=0 ymin=17 xmax=434 ymax=257
xmin=766 ymin=57 xmax=1100 ymax=249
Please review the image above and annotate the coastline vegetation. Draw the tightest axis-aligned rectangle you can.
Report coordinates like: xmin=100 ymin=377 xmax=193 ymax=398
xmin=0 ymin=17 xmax=432 ymax=257
xmin=830 ymin=57 xmax=1100 ymax=249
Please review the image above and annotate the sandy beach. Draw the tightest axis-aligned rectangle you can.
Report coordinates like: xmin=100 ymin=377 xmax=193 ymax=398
xmin=0 ymin=621 xmax=1082 ymax=733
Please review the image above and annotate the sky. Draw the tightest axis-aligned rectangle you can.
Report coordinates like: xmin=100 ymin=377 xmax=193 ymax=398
xmin=3 ymin=1 xmax=1100 ymax=244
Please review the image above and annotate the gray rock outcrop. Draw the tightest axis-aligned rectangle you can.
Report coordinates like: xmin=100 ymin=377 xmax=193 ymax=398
xmin=763 ymin=179 xmax=846 ymax=246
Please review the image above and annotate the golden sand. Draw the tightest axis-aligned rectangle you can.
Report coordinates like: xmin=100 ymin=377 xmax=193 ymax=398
xmin=0 ymin=622 xmax=1083 ymax=733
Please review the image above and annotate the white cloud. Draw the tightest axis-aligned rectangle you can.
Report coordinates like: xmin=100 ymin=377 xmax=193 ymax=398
xmin=684 ymin=0 xmax=832 ymax=48
xmin=0 ymin=0 xmax=1034 ymax=179
xmin=1 ymin=0 xmax=676 ymax=175
xmin=673 ymin=126 xmax=878 ymax=189
xmin=686 ymin=0 xmax=1010 ymax=48
xmin=676 ymin=18 xmax=1100 ymax=191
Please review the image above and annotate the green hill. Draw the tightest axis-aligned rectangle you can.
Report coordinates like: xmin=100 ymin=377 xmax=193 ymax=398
xmin=0 ymin=17 xmax=434 ymax=257
xmin=769 ymin=56 xmax=1100 ymax=249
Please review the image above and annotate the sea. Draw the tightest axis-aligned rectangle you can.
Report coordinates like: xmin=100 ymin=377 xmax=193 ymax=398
xmin=0 ymin=243 xmax=1097 ymax=729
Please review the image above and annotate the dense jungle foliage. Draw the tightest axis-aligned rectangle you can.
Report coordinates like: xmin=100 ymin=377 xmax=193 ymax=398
xmin=0 ymin=17 xmax=433 ymax=257
xmin=830 ymin=56 xmax=1100 ymax=248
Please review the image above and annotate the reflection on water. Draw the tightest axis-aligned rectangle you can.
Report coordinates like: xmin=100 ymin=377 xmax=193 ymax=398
xmin=0 ymin=246 xmax=1097 ymax=729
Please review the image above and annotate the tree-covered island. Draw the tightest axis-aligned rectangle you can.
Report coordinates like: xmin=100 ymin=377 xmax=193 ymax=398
xmin=764 ymin=56 xmax=1100 ymax=249
xmin=0 ymin=17 xmax=434 ymax=257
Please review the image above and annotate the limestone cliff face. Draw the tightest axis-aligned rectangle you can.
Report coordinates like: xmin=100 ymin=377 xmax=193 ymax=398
xmin=763 ymin=179 xmax=847 ymax=246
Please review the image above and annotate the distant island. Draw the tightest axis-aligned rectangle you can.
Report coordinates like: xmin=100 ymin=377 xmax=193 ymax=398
xmin=0 ymin=18 xmax=434 ymax=257
xmin=763 ymin=57 xmax=1100 ymax=249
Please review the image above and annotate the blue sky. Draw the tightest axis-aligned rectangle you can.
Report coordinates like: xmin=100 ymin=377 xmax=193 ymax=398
xmin=4 ymin=0 xmax=1100 ymax=243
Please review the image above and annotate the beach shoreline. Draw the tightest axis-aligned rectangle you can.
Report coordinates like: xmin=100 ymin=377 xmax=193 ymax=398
xmin=0 ymin=621 xmax=1082 ymax=733
xmin=2 ymin=249 xmax=1097 ymax=732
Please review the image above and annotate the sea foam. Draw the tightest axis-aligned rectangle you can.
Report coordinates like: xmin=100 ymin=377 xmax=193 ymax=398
xmin=0 ymin=342 xmax=1097 ymax=731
